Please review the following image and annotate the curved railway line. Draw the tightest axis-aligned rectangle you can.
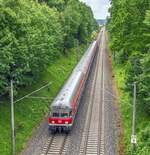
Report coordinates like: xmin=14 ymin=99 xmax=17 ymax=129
xmin=41 ymin=29 xmax=105 ymax=155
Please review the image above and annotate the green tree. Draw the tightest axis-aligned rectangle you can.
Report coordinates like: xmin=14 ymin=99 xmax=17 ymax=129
xmin=0 ymin=0 xmax=98 ymax=95
xmin=108 ymin=0 xmax=150 ymax=112
xmin=0 ymin=0 xmax=63 ymax=94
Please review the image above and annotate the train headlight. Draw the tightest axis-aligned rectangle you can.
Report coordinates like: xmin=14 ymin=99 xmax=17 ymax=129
xmin=65 ymin=121 xmax=69 ymax=124
xmin=51 ymin=121 xmax=55 ymax=124
xmin=58 ymin=120 xmax=62 ymax=123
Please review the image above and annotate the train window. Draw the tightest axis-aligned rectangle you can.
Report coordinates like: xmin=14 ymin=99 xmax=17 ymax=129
xmin=53 ymin=113 xmax=59 ymax=117
xmin=61 ymin=113 xmax=68 ymax=118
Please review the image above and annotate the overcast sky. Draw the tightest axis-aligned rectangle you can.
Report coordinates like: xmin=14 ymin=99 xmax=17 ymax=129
xmin=79 ymin=0 xmax=111 ymax=19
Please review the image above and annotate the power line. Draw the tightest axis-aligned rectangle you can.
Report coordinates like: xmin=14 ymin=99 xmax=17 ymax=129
xmin=14 ymin=82 xmax=52 ymax=104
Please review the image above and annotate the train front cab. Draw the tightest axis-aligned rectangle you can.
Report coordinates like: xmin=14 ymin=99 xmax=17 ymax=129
xmin=48 ymin=109 xmax=73 ymax=133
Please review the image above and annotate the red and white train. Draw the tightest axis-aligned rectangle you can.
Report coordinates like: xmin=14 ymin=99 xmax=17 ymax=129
xmin=48 ymin=32 xmax=101 ymax=133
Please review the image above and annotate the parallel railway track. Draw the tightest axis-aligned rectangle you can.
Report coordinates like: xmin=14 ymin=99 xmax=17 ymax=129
xmin=79 ymin=30 xmax=105 ymax=155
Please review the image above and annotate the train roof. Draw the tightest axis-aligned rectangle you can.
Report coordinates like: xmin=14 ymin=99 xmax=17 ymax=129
xmin=51 ymin=71 xmax=82 ymax=109
xmin=51 ymin=41 xmax=97 ymax=109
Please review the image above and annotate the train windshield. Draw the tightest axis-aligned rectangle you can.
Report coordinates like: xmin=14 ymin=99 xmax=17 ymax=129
xmin=52 ymin=112 xmax=59 ymax=117
xmin=61 ymin=113 xmax=68 ymax=118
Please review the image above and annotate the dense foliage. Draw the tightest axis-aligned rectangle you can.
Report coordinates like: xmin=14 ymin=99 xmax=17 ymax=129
xmin=0 ymin=0 xmax=98 ymax=95
xmin=46 ymin=0 xmax=98 ymax=49
xmin=107 ymin=0 xmax=150 ymax=112
xmin=107 ymin=0 xmax=150 ymax=154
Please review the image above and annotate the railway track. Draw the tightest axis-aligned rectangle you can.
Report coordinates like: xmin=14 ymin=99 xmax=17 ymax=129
xmin=79 ymin=29 xmax=105 ymax=155
xmin=20 ymin=28 xmax=119 ymax=155
xmin=41 ymin=29 xmax=105 ymax=155
xmin=41 ymin=134 xmax=71 ymax=155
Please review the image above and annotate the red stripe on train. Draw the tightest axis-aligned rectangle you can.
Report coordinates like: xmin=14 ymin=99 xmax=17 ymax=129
xmin=48 ymin=117 xmax=72 ymax=124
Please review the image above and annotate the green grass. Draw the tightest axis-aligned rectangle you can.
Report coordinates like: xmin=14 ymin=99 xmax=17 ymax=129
xmin=113 ymin=61 xmax=150 ymax=155
xmin=0 ymin=45 xmax=87 ymax=155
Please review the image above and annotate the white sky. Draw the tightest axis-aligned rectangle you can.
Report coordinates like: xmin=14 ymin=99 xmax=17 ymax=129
xmin=79 ymin=0 xmax=111 ymax=19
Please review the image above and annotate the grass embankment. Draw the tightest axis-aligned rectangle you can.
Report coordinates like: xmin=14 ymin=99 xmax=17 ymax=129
xmin=112 ymin=62 xmax=150 ymax=155
xmin=0 ymin=45 xmax=87 ymax=155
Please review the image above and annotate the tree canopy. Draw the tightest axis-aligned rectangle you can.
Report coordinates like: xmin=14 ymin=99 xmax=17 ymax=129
xmin=0 ymin=0 xmax=98 ymax=95
xmin=107 ymin=0 xmax=150 ymax=113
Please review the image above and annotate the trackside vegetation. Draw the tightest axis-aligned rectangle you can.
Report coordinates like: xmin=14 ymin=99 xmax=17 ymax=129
xmin=0 ymin=0 xmax=98 ymax=154
xmin=107 ymin=0 xmax=150 ymax=154
xmin=0 ymin=47 xmax=87 ymax=154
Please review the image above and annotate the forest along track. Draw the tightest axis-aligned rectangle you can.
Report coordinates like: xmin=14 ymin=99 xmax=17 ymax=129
xmin=79 ymin=28 xmax=105 ymax=155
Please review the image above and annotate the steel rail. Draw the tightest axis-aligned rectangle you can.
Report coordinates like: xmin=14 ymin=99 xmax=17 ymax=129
xmin=41 ymin=133 xmax=70 ymax=155
xmin=99 ymin=29 xmax=105 ymax=155
xmin=41 ymin=135 xmax=55 ymax=155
